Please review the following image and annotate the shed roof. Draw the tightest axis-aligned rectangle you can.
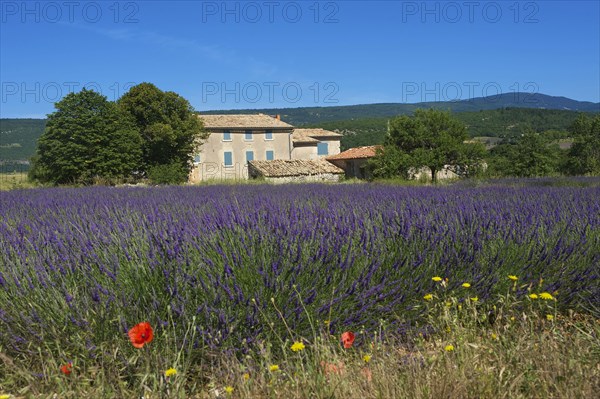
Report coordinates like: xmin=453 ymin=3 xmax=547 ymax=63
xmin=198 ymin=114 xmax=294 ymax=129
xmin=326 ymin=145 xmax=383 ymax=161
xmin=292 ymin=128 xmax=342 ymax=143
xmin=249 ymin=159 xmax=344 ymax=177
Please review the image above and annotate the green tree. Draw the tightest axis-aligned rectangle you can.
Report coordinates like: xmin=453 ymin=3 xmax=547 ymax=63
xmin=29 ymin=89 xmax=142 ymax=185
xmin=487 ymin=141 xmax=518 ymax=177
xmin=489 ymin=131 xmax=561 ymax=177
xmin=382 ymin=109 xmax=485 ymax=182
xmin=368 ymin=146 xmax=412 ymax=179
xmin=117 ymin=83 xmax=207 ymax=183
xmin=565 ymin=114 xmax=600 ymax=175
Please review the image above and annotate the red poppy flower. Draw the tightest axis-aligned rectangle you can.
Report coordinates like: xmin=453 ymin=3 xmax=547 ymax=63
xmin=341 ymin=331 xmax=355 ymax=348
xmin=60 ymin=362 xmax=72 ymax=375
xmin=128 ymin=322 xmax=154 ymax=348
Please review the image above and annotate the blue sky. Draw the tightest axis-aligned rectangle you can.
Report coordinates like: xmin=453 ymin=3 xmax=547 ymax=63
xmin=1 ymin=0 xmax=599 ymax=118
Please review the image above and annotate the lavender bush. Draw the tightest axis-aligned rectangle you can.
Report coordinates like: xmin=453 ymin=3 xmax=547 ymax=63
xmin=1 ymin=183 xmax=598 ymax=365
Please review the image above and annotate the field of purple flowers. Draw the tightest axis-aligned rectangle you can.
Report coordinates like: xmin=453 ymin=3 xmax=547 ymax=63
xmin=1 ymin=183 xmax=599 ymax=375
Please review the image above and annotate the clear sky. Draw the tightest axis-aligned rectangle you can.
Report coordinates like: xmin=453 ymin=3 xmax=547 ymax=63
xmin=1 ymin=0 xmax=599 ymax=117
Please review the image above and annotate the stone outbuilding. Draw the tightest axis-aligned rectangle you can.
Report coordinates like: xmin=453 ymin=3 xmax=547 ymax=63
xmin=248 ymin=159 xmax=344 ymax=183
xmin=326 ymin=145 xmax=382 ymax=179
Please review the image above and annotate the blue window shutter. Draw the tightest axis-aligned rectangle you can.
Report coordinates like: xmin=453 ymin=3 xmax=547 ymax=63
xmin=245 ymin=130 xmax=253 ymax=140
xmin=224 ymin=152 xmax=233 ymax=166
xmin=223 ymin=130 xmax=231 ymax=141
xmin=265 ymin=130 xmax=273 ymax=140
xmin=317 ymin=142 xmax=329 ymax=155
xmin=194 ymin=154 xmax=201 ymax=163
xmin=246 ymin=151 xmax=254 ymax=162
xmin=266 ymin=150 xmax=274 ymax=160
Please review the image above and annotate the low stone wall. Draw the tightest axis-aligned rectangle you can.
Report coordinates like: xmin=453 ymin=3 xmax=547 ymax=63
xmin=264 ymin=173 xmax=341 ymax=184
xmin=411 ymin=166 xmax=460 ymax=181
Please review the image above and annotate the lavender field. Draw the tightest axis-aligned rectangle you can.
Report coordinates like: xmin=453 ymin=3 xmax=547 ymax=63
xmin=1 ymin=183 xmax=599 ymax=389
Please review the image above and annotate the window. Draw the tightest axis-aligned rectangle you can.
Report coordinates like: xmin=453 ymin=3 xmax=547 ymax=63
xmin=224 ymin=151 xmax=233 ymax=167
xmin=223 ymin=130 xmax=231 ymax=141
xmin=193 ymin=154 xmax=201 ymax=164
xmin=317 ymin=142 xmax=329 ymax=156
xmin=266 ymin=150 xmax=274 ymax=161
xmin=244 ymin=130 xmax=253 ymax=141
xmin=246 ymin=151 xmax=254 ymax=163
xmin=265 ymin=130 xmax=273 ymax=140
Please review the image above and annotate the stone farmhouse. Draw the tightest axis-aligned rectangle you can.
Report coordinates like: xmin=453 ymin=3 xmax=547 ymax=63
xmin=189 ymin=114 xmax=342 ymax=182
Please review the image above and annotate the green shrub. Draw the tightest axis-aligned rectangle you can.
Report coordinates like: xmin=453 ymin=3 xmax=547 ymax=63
xmin=147 ymin=162 xmax=188 ymax=185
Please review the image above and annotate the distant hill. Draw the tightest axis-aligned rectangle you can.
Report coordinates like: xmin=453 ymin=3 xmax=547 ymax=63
xmin=315 ymin=108 xmax=597 ymax=150
xmin=1 ymin=93 xmax=598 ymax=169
xmin=199 ymin=93 xmax=600 ymax=125
xmin=0 ymin=119 xmax=46 ymax=171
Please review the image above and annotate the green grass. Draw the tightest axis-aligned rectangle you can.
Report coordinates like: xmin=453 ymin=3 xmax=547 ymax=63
xmin=0 ymin=173 xmax=37 ymax=191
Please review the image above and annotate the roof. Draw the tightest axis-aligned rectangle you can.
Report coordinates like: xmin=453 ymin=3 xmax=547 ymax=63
xmin=326 ymin=145 xmax=383 ymax=161
xmin=249 ymin=159 xmax=344 ymax=177
xmin=292 ymin=128 xmax=342 ymax=143
xmin=198 ymin=114 xmax=294 ymax=129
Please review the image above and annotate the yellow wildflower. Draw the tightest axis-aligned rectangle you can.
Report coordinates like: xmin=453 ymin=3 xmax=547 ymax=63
xmin=470 ymin=296 xmax=479 ymax=302
xmin=462 ymin=283 xmax=471 ymax=288
xmin=269 ymin=365 xmax=280 ymax=372
xmin=290 ymin=341 xmax=305 ymax=352
xmin=363 ymin=354 xmax=372 ymax=363
xmin=445 ymin=326 xmax=451 ymax=333
xmin=491 ymin=333 xmax=498 ymax=340
xmin=508 ymin=275 xmax=518 ymax=281
xmin=444 ymin=345 xmax=455 ymax=352
xmin=432 ymin=276 xmax=443 ymax=282
xmin=324 ymin=320 xmax=331 ymax=326
xmin=540 ymin=292 xmax=554 ymax=300
xmin=423 ymin=294 xmax=433 ymax=301
xmin=529 ymin=293 xmax=538 ymax=300
xmin=0 ymin=395 xmax=10 ymax=399
xmin=445 ymin=301 xmax=452 ymax=307
xmin=546 ymin=314 xmax=554 ymax=321
xmin=224 ymin=386 xmax=234 ymax=394
xmin=243 ymin=373 xmax=250 ymax=381
xmin=165 ymin=368 xmax=177 ymax=378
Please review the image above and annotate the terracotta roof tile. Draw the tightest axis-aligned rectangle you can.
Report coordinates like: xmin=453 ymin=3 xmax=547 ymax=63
xmin=326 ymin=145 xmax=383 ymax=160
xmin=292 ymin=128 xmax=342 ymax=143
xmin=198 ymin=114 xmax=294 ymax=129
xmin=249 ymin=159 xmax=344 ymax=177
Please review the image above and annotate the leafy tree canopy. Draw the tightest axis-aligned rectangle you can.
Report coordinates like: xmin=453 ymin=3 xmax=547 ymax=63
xmin=117 ymin=83 xmax=207 ymax=181
xmin=488 ymin=131 xmax=563 ymax=177
xmin=377 ymin=109 xmax=485 ymax=182
xmin=566 ymin=114 xmax=600 ymax=175
xmin=30 ymin=89 xmax=142 ymax=185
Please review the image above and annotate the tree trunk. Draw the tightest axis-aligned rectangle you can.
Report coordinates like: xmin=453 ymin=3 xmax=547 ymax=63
xmin=431 ymin=167 xmax=437 ymax=184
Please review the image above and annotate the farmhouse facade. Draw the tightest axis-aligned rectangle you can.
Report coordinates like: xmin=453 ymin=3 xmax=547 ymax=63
xmin=291 ymin=129 xmax=342 ymax=160
xmin=189 ymin=114 xmax=342 ymax=182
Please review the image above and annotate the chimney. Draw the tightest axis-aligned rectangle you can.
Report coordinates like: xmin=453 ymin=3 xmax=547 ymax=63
xmin=275 ymin=114 xmax=281 ymax=120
